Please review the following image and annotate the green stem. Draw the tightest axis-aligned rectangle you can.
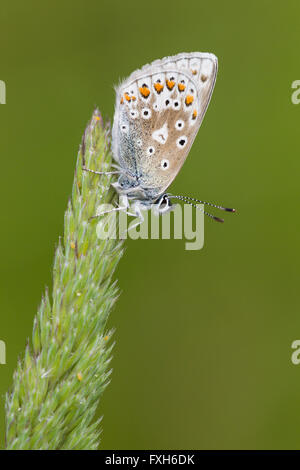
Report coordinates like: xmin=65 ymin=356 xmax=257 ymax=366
xmin=5 ymin=109 xmax=123 ymax=450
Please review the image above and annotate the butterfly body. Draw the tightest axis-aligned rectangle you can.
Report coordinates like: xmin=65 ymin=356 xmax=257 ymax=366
xmin=112 ymin=52 xmax=218 ymax=210
xmin=83 ymin=52 xmax=235 ymax=222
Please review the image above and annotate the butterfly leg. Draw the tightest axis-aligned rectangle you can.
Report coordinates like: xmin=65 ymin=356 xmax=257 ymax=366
xmin=127 ymin=202 xmax=145 ymax=232
xmin=89 ymin=195 xmax=131 ymax=221
xmin=82 ymin=166 xmax=121 ymax=176
xmin=115 ymin=196 xmax=138 ymax=218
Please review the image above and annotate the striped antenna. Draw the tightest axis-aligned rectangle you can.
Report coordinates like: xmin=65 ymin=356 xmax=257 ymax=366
xmin=169 ymin=194 xmax=236 ymax=222
xmin=170 ymin=194 xmax=235 ymax=212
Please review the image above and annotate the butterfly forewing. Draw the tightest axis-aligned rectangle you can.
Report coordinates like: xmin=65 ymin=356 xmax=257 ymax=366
xmin=112 ymin=52 xmax=218 ymax=199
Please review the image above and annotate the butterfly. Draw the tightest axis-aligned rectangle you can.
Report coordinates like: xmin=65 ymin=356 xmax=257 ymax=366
xmin=83 ymin=52 xmax=235 ymax=224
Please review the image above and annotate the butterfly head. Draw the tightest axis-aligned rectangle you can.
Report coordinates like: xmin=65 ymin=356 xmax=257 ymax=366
xmin=113 ymin=174 xmax=161 ymax=207
xmin=115 ymin=174 xmax=138 ymax=191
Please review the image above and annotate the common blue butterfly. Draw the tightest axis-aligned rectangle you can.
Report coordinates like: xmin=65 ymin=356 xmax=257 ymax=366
xmin=83 ymin=52 xmax=235 ymax=224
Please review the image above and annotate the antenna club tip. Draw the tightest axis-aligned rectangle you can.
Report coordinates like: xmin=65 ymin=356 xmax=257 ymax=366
xmin=226 ymin=208 xmax=236 ymax=212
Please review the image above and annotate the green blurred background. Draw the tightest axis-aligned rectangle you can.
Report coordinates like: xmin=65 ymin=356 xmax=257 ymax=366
xmin=1 ymin=0 xmax=300 ymax=450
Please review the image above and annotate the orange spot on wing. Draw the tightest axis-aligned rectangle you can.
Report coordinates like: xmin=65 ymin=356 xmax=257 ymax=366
xmin=120 ymin=97 xmax=124 ymax=104
xmin=77 ymin=372 xmax=83 ymax=381
xmin=139 ymin=86 xmax=150 ymax=98
xmin=185 ymin=95 xmax=194 ymax=106
xmin=192 ymin=69 xmax=198 ymax=75
xmin=192 ymin=110 xmax=197 ymax=120
xmin=70 ymin=241 xmax=76 ymax=250
xmin=124 ymin=92 xmax=131 ymax=102
xmin=154 ymin=82 xmax=164 ymax=93
xmin=201 ymin=74 xmax=208 ymax=82
xmin=104 ymin=335 xmax=109 ymax=341
xmin=131 ymin=95 xmax=136 ymax=101
xmin=166 ymin=79 xmax=175 ymax=90
xmin=178 ymin=83 xmax=186 ymax=92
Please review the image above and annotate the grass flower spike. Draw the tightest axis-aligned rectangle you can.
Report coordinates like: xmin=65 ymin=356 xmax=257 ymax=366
xmin=5 ymin=109 xmax=124 ymax=450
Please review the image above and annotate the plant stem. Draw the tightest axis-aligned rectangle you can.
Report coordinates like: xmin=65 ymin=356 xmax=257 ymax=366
xmin=5 ymin=109 xmax=123 ymax=450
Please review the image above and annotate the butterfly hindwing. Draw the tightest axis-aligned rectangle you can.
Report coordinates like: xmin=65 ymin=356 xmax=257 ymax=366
xmin=112 ymin=52 xmax=218 ymax=198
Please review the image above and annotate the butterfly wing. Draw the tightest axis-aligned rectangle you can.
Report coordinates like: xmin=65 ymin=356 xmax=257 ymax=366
xmin=112 ymin=52 xmax=218 ymax=200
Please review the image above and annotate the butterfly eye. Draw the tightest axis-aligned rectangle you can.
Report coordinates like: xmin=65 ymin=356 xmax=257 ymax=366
xmin=142 ymin=108 xmax=151 ymax=119
xmin=147 ymin=146 xmax=155 ymax=156
xmin=161 ymin=159 xmax=169 ymax=170
xmin=176 ymin=136 xmax=188 ymax=148
xmin=175 ymin=120 xmax=185 ymax=130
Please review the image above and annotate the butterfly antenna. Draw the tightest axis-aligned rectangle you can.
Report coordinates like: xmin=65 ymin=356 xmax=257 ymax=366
xmin=171 ymin=194 xmax=236 ymax=212
xmin=169 ymin=195 xmax=225 ymax=223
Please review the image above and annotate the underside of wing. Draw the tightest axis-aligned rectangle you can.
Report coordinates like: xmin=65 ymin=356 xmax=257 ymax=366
xmin=112 ymin=52 xmax=218 ymax=198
